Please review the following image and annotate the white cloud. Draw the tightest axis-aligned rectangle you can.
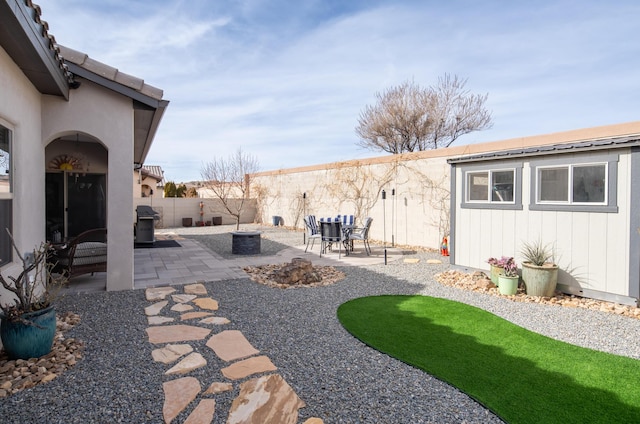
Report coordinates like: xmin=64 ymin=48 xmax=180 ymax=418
xmin=39 ymin=0 xmax=640 ymax=182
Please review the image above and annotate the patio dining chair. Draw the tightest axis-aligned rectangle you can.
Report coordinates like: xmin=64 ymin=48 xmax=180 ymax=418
xmin=303 ymin=215 xmax=322 ymax=252
xmin=339 ymin=214 xmax=355 ymax=226
xmin=319 ymin=220 xmax=345 ymax=258
xmin=348 ymin=217 xmax=373 ymax=255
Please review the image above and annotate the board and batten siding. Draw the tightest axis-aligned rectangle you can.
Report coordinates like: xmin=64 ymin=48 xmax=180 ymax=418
xmin=453 ymin=149 xmax=634 ymax=304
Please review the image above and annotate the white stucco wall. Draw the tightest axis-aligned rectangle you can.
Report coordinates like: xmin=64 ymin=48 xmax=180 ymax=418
xmin=0 ymin=46 xmax=47 ymax=297
xmin=42 ymin=81 xmax=135 ymax=291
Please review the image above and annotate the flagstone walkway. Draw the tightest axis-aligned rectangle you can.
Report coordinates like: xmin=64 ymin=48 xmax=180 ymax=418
xmin=145 ymin=282 xmax=320 ymax=424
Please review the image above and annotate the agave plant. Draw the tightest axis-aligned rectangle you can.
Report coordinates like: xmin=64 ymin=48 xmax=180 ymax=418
xmin=520 ymin=240 xmax=554 ymax=267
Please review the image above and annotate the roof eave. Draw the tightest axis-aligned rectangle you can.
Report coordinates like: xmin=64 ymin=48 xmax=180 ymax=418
xmin=66 ymin=62 xmax=169 ymax=164
xmin=0 ymin=0 xmax=70 ymax=98
xmin=137 ymin=99 xmax=169 ymax=164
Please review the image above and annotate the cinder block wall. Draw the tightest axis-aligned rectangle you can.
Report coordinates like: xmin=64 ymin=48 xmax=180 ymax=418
xmin=133 ymin=198 xmax=257 ymax=228
xmin=251 ymin=155 xmax=452 ymax=250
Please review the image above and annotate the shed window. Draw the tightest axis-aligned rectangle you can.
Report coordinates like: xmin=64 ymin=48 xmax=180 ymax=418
xmin=530 ymin=153 xmax=617 ymax=213
xmin=537 ymin=163 xmax=607 ymax=205
xmin=466 ymin=169 xmax=515 ymax=203
xmin=460 ymin=161 xmax=523 ymax=210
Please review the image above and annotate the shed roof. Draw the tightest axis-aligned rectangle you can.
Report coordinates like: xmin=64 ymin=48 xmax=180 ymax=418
xmin=447 ymin=134 xmax=640 ymax=164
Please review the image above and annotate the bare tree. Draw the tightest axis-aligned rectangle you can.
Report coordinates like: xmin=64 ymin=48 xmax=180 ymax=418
xmin=201 ymin=148 xmax=260 ymax=230
xmin=356 ymin=75 xmax=492 ymax=153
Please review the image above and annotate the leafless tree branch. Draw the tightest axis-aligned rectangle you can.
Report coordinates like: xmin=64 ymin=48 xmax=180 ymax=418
xmin=356 ymin=75 xmax=492 ymax=153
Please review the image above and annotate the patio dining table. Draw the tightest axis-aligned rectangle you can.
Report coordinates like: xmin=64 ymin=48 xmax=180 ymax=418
xmin=319 ymin=218 xmax=358 ymax=255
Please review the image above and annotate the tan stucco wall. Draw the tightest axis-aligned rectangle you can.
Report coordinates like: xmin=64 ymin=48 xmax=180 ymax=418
xmin=252 ymin=121 xmax=640 ymax=253
xmin=42 ymin=81 xmax=135 ymax=291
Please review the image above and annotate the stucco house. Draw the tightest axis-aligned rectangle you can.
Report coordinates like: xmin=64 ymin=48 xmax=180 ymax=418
xmin=0 ymin=0 xmax=168 ymax=291
xmin=134 ymin=165 xmax=165 ymax=198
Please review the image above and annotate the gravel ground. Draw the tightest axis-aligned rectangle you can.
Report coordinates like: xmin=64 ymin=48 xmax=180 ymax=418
xmin=1 ymin=225 xmax=640 ymax=423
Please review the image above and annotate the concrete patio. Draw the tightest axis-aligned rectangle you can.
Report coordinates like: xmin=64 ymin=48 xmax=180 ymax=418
xmin=64 ymin=224 xmax=406 ymax=293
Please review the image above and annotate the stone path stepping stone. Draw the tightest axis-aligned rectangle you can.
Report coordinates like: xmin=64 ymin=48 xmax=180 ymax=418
xmin=145 ymin=300 xmax=168 ymax=316
xmin=184 ymin=283 xmax=207 ymax=295
xmin=227 ymin=374 xmax=305 ymax=424
xmin=204 ymin=381 xmax=233 ymax=395
xmin=199 ymin=317 xmax=230 ymax=325
xmin=148 ymin=316 xmax=174 ymax=325
xmin=146 ymin=286 xmax=176 ymax=301
xmin=403 ymin=258 xmax=421 ymax=264
xmin=193 ymin=297 xmax=219 ymax=310
xmin=206 ymin=330 xmax=260 ymax=362
xmin=180 ymin=311 xmax=214 ymax=321
xmin=426 ymin=259 xmax=442 ymax=264
xmin=147 ymin=325 xmax=212 ymax=344
xmin=221 ymin=355 xmax=277 ymax=380
xmin=166 ymin=352 xmax=207 ymax=375
xmin=163 ymin=376 xmax=201 ymax=424
xmin=184 ymin=399 xmax=216 ymax=424
xmin=171 ymin=303 xmax=194 ymax=312
xmin=172 ymin=294 xmax=197 ymax=303
xmin=152 ymin=344 xmax=194 ymax=364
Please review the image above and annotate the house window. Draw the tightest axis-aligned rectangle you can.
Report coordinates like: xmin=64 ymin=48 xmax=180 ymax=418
xmin=0 ymin=124 xmax=12 ymax=266
xmin=531 ymin=153 xmax=617 ymax=212
xmin=461 ymin=161 xmax=523 ymax=210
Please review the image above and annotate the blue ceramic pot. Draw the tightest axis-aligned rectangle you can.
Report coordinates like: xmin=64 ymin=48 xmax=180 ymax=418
xmin=1 ymin=305 xmax=56 ymax=360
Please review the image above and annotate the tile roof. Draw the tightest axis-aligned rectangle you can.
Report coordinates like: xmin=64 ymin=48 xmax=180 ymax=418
xmin=142 ymin=165 xmax=165 ymax=186
xmin=23 ymin=0 xmax=75 ymax=83
xmin=58 ymin=45 xmax=164 ymax=101
xmin=0 ymin=0 xmax=75 ymax=97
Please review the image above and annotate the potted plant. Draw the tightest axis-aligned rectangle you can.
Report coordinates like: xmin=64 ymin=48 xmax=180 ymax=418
xmin=497 ymin=257 xmax=519 ymax=295
xmin=520 ymin=239 xmax=558 ymax=297
xmin=0 ymin=231 xmax=67 ymax=359
xmin=487 ymin=256 xmax=510 ymax=285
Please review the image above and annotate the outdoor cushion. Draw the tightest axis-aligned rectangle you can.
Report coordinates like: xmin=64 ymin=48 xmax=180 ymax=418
xmin=74 ymin=242 xmax=107 ymax=258
xmin=71 ymin=255 xmax=108 ymax=266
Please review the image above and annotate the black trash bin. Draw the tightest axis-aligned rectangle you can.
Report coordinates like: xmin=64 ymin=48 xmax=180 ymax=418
xmin=272 ymin=216 xmax=281 ymax=226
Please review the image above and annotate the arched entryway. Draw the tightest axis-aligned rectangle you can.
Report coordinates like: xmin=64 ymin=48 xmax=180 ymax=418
xmin=45 ymin=134 xmax=108 ymax=240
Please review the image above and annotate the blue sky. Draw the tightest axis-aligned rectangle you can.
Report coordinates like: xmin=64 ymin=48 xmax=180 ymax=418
xmin=42 ymin=0 xmax=639 ymax=182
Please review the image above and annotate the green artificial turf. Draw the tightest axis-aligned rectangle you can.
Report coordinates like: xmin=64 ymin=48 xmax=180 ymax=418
xmin=337 ymin=295 xmax=640 ymax=424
